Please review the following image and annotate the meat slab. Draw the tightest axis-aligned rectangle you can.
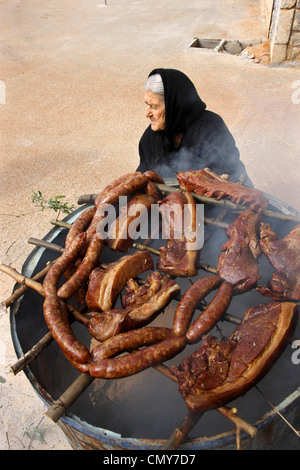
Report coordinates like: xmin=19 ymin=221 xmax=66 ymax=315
xmin=170 ymin=301 xmax=298 ymax=414
xmin=177 ymin=168 xmax=269 ymax=212
xmin=86 ymin=251 xmax=154 ymax=311
xmin=87 ymin=272 xmax=180 ymax=341
xmin=257 ymin=223 xmax=300 ymax=301
xmin=157 ymin=191 xmax=200 ymax=277
xmin=216 ymin=208 xmax=262 ymax=292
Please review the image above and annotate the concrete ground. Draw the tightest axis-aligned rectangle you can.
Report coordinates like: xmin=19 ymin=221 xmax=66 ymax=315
xmin=0 ymin=0 xmax=299 ymax=450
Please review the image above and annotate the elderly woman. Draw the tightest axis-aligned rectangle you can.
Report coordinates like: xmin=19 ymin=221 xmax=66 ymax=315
xmin=136 ymin=68 xmax=252 ymax=186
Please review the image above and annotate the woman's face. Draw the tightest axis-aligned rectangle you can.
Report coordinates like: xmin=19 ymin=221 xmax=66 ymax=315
xmin=144 ymin=90 xmax=165 ymax=131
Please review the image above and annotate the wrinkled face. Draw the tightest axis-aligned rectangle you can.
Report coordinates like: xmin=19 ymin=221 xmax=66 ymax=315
xmin=144 ymin=90 xmax=165 ymax=131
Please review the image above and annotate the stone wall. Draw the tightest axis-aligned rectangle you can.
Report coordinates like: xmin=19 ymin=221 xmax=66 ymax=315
xmin=269 ymin=0 xmax=300 ymax=63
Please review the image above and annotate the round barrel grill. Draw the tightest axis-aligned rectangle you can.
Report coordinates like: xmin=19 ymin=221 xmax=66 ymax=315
xmin=9 ymin=179 xmax=300 ymax=450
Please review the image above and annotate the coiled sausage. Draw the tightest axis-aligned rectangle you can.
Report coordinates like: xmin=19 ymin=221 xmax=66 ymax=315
xmin=57 ymin=234 xmax=103 ymax=301
xmin=43 ymin=293 xmax=91 ymax=365
xmin=43 ymin=232 xmax=87 ymax=297
xmin=91 ymin=326 xmax=175 ymax=361
xmin=173 ymin=275 xmax=221 ymax=336
xmin=186 ymin=281 xmax=234 ymax=344
xmin=90 ymin=333 xmax=187 ymax=379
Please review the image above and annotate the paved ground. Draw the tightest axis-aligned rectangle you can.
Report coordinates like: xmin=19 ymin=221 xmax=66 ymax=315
xmin=0 ymin=0 xmax=299 ymax=450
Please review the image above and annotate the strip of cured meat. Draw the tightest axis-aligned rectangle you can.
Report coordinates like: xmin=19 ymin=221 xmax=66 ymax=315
xmin=157 ymin=191 xmax=200 ymax=277
xmin=106 ymin=193 xmax=155 ymax=252
xmin=85 ymin=250 xmax=154 ymax=312
xmin=177 ymin=168 xmax=269 ymax=212
xmin=87 ymin=272 xmax=180 ymax=341
xmin=257 ymin=223 xmax=300 ymax=301
xmin=170 ymin=301 xmax=298 ymax=414
xmin=216 ymin=208 xmax=262 ymax=292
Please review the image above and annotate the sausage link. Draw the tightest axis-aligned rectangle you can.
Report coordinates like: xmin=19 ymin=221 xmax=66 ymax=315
xmin=186 ymin=281 xmax=234 ymax=344
xmin=89 ymin=335 xmax=187 ymax=379
xmin=43 ymin=233 xmax=87 ymax=297
xmin=57 ymin=234 xmax=103 ymax=301
xmin=98 ymin=173 xmax=148 ymax=206
xmin=91 ymin=326 xmax=175 ymax=362
xmin=173 ymin=275 xmax=221 ymax=336
xmin=65 ymin=206 xmax=96 ymax=250
xmin=43 ymin=293 xmax=91 ymax=364
xmin=86 ymin=174 xmax=148 ymax=243
xmin=89 ymin=172 xmax=158 ymax=241
xmin=144 ymin=171 xmax=165 ymax=184
xmin=145 ymin=180 xmax=160 ymax=199
xmin=63 ymin=259 xmax=87 ymax=307
xmin=94 ymin=173 xmax=142 ymax=208
xmin=66 ymin=356 xmax=91 ymax=373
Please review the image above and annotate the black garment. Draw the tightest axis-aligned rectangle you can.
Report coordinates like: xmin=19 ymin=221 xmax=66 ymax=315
xmin=136 ymin=68 xmax=252 ymax=186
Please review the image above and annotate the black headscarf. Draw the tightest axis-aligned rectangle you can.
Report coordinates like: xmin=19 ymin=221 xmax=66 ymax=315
xmin=148 ymin=68 xmax=206 ymax=138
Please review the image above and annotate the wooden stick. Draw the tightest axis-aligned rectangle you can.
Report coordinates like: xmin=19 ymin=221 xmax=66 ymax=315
xmin=49 ymin=220 xmax=219 ymax=274
xmin=3 ymin=261 xmax=54 ymax=308
xmin=0 ymin=265 xmax=44 ymax=296
xmin=204 ymin=216 xmax=229 ymax=230
xmin=161 ymin=380 xmax=256 ymax=449
xmin=26 ymin=237 xmax=241 ymax=326
xmin=10 ymin=332 xmax=53 ymax=375
xmin=77 ymin=185 xmax=300 ymax=223
xmin=2 ymin=264 xmax=89 ymax=375
xmin=0 ymin=265 xmax=88 ymax=322
xmin=10 ymin=305 xmax=88 ymax=376
xmin=217 ymin=406 xmax=256 ymax=437
xmin=51 ymin=215 xmax=230 ymax=231
xmin=49 ymin=220 xmax=71 ymax=229
xmin=28 ymin=237 xmax=65 ymax=254
xmin=44 ymin=353 xmax=256 ymax=441
xmin=162 ymin=405 xmax=257 ymax=450
xmin=156 ymin=183 xmax=300 ymax=223
xmin=45 ymin=373 xmax=94 ymax=423
xmin=132 ymin=242 xmax=218 ymax=275
xmin=77 ymin=193 xmax=97 ymax=205
xmin=29 ymin=234 xmax=219 ymax=277
xmin=161 ymin=410 xmax=204 ymax=449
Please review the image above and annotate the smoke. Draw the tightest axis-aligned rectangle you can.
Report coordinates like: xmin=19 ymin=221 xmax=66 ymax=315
xmin=144 ymin=109 xmax=253 ymax=190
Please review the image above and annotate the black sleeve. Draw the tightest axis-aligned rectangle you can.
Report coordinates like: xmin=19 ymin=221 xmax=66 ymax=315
xmin=136 ymin=138 xmax=149 ymax=172
xmin=196 ymin=111 xmax=253 ymax=187
xmin=136 ymin=126 xmax=152 ymax=172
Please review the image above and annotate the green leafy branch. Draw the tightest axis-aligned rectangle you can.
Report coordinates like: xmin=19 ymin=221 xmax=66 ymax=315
xmin=31 ymin=190 xmax=75 ymax=219
xmin=23 ymin=423 xmax=47 ymax=446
